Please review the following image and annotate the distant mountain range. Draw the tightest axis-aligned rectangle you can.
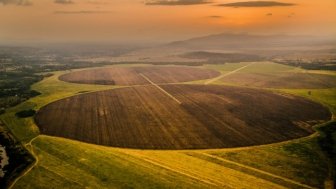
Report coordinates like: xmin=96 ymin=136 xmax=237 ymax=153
xmin=114 ymin=33 xmax=336 ymax=63
xmin=166 ymin=33 xmax=336 ymax=50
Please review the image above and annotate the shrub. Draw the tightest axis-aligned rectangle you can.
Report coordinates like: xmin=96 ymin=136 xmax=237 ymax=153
xmin=15 ymin=109 xmax=36 ymax=118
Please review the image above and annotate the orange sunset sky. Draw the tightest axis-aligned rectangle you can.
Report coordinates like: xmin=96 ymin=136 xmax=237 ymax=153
xmin=1 ymin=0 xmax=335 ymax=44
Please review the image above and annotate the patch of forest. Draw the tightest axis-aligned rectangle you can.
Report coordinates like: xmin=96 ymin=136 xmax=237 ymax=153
xmin=0 ymin=121 xmax=35 ymax=188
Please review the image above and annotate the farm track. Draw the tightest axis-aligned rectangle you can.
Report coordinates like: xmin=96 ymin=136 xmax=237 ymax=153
xmin=204 ymin=62 xmax=255 ymax=85
xmin=118 ymin=149 xmax=287 ymax=189
xmin=139 ymin=73 xmax=182 ymax=104
xmin=8 ymin=136 xmax=39 ymax=189
xmin=140 ymin=157 xmax=223 ymax=187
xmin=193 ymin=152 xmax=317 ymax=189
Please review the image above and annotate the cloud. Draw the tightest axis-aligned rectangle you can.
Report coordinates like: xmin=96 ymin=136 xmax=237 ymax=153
xmin=288 ymin=12 xmax=295 ymax=18
xmin=0 ymin=0 xmax=32 ymax=6
xmin=145 ymin=0 xmax=211 ymax=6
xmin=54 ymin=10 xmax=112 ymax=14
xmin=266 ymin=13 xmax=272 ymax=16
xmin=87 ymin=0 xmax=107 ymax=4
xmin=208 ymin=15 xmax=222 ymax=18
xmin=54 ymin=0 xmax=74 ymax=4
xmin=217 ymin=1 xmax=295 ymax=7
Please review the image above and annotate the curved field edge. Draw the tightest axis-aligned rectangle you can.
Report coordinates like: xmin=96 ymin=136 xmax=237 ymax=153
xmin=35 ymin=84 xmax=330 ymax=150
xmin=202 ymin=62 xmax=336 ymax=90
xmin=0 ymin=63 xmax=334 ymax=188
xmin=58 ymin=65 xmax=221 ymax=86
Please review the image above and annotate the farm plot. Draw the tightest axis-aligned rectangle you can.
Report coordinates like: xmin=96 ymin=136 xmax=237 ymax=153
xmin=59 ymin=66 xmax=220 ymax=86
xmin=35 ymin=85 xmax=331 ymax=149
xmin=219 ymin=72 xmax=336 ymax=89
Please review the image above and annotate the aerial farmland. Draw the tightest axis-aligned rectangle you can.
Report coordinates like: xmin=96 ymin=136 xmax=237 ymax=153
xmin=1 ymin=61 xmax=335 ymax=188
xmin=36 ymin=66 xmax=331 ymax=149
xmin=1 ymin=1 xmax=336 ymax=188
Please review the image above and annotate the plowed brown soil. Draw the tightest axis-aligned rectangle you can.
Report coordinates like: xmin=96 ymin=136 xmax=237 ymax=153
xmin=35 ymin=85 xmax=331 ymax=149
xmin=59 ymin=66 xmax=220 ymax=85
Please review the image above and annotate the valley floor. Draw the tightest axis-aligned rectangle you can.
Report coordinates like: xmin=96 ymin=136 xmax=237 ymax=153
xmin=1 ymin=62 xmax=335 ymax=189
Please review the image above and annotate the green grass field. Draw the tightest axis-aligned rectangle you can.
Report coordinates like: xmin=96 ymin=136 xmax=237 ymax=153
xmin=1 ymin=62 xmax=335 ymax=189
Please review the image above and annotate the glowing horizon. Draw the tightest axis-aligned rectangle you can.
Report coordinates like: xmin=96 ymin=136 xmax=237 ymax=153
xmin=1 ymin=0 xmax=335 ymax=44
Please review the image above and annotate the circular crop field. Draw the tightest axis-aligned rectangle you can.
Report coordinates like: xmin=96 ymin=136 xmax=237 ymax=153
xmin=35 ymin=85 xmax=331 ymax=149
xmin=59 ymin=66 xmax=220 ymax=85
xmin=220 ymin=72 xmax=336 ymax=89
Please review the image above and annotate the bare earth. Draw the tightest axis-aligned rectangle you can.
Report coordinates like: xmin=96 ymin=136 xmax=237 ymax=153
xmin=59 ymin=66 xmax=220 ymax=86
xmin=220 ymin=72 xmax=336 ymax=89
xmin=35 ymin=85 xmax=331 ymax=149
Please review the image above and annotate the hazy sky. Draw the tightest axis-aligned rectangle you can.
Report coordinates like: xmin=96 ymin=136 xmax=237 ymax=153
xmin=1 ymin=0 xmax=335 ymax=44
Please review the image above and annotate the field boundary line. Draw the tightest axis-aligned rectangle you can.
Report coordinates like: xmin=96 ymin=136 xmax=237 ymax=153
xmin=139 ymin=73 xmax=182 ymax=104
xmin=140 ymin=157 xmax=224 ymax=187
xmin=205 ymin=62 xmax=256 ymax=85
xmin=39 ymin=165 xmax=85 ymax=187
xmin=199 ymin=153 xmax=317 ymax=189
xmin=8 ymin=136 xmax=39 ymax=189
